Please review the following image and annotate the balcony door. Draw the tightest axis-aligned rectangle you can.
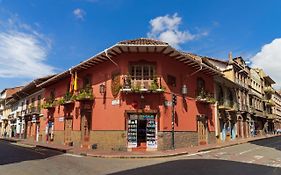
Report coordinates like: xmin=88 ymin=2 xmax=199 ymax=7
xmin=130 ymin=64 xmax=155 ymax=89
xmin=81 ymin=111 xmax=91 ymax=148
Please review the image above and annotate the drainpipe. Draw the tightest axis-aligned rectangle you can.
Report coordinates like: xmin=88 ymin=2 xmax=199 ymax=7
xmin=214 ymin=101 xmax=219 ymax=138
xmin=188 ymin=63 xmax=203 ymax=78
xmin=104 ymin=49 xmax=119 ymax=68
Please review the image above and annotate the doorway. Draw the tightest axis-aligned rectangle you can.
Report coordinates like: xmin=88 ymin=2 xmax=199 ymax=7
xmin=64 ymin=118 xmax=73 ymax=145
xmin=197 ymin=116 xmax=208 ymax=145
xmin=137 ymin=120 xmax=147 ymax=147
xmin=81 ymin=111 xmax=91 ymax=148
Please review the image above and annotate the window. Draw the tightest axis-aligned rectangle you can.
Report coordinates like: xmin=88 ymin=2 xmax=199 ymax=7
xmin=167 ymin=75 xmax=176 ymax=87
xmin=31 ymin=98 xmax=35 ymax=105
xmin=83 ymin=74 xmax=92 ymax=88
xmin=130 ymin=64 xmax=155 ymax=80
xmin=197 ymin=78 xmax=205 ymax=92
xmin=50 ymin=89 xmax=55 ymax=101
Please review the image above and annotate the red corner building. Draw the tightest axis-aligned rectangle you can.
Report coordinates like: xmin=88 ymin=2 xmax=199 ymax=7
xmin=38 ymin=38 xmax=220 ymax=151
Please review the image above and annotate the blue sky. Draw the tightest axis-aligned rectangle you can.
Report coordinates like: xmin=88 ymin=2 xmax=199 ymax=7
xmin=1 ymin=0 xmax=281 ymax=90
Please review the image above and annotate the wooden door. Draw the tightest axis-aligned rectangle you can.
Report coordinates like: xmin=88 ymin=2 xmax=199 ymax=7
xmin=237 ymin=120 xmax=242 ymax=138
xmin=81 ymin=111 xmax=91 ymax=148
xmin=198 ymin=120 xmax=207 ymax=145
xmin=64 ymin=118 xmax=72 ymax=144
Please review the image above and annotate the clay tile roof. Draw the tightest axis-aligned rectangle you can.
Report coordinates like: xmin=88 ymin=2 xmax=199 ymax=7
xmin=118 ymin=38 xmax=168 ymax=45
xmin=181 ymin=52 xmax=203 ymax=62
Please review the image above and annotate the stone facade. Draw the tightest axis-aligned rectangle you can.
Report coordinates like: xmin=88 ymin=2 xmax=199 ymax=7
xmin=89 ymin=130 xmax=127 ymax=151
xmin=157 ymin=131 xmax=215 ymax=150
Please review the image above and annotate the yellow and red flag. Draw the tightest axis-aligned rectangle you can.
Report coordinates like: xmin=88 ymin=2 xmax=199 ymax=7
xmin=74 ymin=71 xmax=78 ymax=91
xmin=69 ymin=73 xmax=74 ymax=92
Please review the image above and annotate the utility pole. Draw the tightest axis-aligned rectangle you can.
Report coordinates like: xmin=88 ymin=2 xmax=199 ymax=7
xmin=171 ymin=93 xmax=177 ymax=149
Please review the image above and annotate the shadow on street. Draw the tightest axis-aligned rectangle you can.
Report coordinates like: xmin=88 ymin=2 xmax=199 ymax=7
xmin=249 ymin=135 xmax=281 ymax=151
xmin=108 ymin=159 xmax=281 ymax=175
xmin=0 ymin=140 xmax=62 ymax=165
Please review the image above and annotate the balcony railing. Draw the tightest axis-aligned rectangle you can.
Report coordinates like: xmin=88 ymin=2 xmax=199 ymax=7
xmin=26 ymin=106 xmax=41 ymax=114
xmin=264 ymin=86 xmax=275 ymax=94
xmin=218 ymin=99 xmax=238 ymax=111
xmin=195 ymin=89 xmax=216 ymax=104
xmin=267 ymin=114 xmax=275 ymax=119
xmin=121 ymin=75 xmax=164 ymax=93
xmin=265 ymin=99 xmax=275 ymax=107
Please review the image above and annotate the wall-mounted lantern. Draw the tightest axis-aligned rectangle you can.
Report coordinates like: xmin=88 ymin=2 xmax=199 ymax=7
xmin=99 ymin=83 xmax=106 ymax=94
xmin=181 ymin=84 xmax=188 ymax=96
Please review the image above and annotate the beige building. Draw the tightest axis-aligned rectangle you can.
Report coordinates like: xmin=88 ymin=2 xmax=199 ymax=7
xmin=271 ymin=91 xmax=281 ymax=131
xmin=0 ymin=87 xmax=22 ymax=137
xmin=254 ymin=68 xmax=275 ymax=134
xmin=205 ymin=53 xmax=251 ymax=140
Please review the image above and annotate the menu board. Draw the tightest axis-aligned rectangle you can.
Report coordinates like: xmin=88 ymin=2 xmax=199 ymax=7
xmin=146 ymin=119 xmax=157 ymax=148
xmin=127 ymin=119 xmax=137 ymax=148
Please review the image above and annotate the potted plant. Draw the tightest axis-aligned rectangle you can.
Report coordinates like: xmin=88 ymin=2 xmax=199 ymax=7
xmin=42 ymin=98 xmax=56 ymax=109
xmin=122 ymin=74 xmax=132 ymax=92
xmin=76 ymin=87 xmax=94 ymax=101
xmin=149 ymin=79 xmax=158 ymax=92
xmin=131 ymin=84 xmax=141 ymax=93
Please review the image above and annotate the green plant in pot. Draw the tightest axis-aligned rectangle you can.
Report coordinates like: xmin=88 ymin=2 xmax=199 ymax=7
xmin=76 ymin=87 xmax=94 ymax=100
xmin=132 ymin=84 xmax=141 ymax=92
xmin=149 ymin=79 xmax=158 ymax=92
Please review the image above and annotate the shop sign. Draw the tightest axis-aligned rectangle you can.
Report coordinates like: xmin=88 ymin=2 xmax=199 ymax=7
xmin=129 ymin=114 xmax=138 ymax=120
xmin=111 ymin=99 xmax=120 ymax=106
xmin=58 ymin=117 xmax=64 ymax=122
xmin=31 ymin=116 xmax=37 ymax=123
xmin=164 ymin=100 xmax=172 ymax=107
xmin=140 ymin=115 xmax=154 ymax=120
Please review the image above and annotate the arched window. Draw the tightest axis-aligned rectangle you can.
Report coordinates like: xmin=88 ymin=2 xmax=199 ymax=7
xmin=197 ymin=77 xmax=205 ymax=96
xmin=83 ymin=74 xmax=92 ymax=89
xmin=197 ymin=78 xmax=205 ymax=91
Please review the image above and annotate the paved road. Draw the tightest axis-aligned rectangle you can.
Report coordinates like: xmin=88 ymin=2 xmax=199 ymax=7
xmin=0 ymin=136 xmax=280 ymax=175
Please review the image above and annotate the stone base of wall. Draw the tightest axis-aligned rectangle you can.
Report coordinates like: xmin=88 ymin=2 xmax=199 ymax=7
xmin=53 ymin=131 xmax=64 ymax=145
xmin=89 ymin=130 xmax=127 ymax=151
xmin=157 ymin=131 xmax=198 ymax=150
xmin=208 ymin=131 xmax=216 ymax=144
xmin=158 ymin=131 xmax=216 ymax=150
xmin=71 ymin=130 xmax=81 ymax=147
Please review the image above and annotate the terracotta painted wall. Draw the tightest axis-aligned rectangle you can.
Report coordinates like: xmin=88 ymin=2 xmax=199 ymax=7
xmin=42 ymin=52 xmax=216 ymax=134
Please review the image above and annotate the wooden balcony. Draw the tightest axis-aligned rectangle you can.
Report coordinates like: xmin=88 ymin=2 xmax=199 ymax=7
xmin=264 ymin=86 xmax=275 ymax=94
xmin=218 ymin=99 xmax=238 ymax=111
xmin=265 ymin=99 xmax=275 ymax=107
xmin=196 ymin=90 xmax=216 ymax=104
xmin=120 ymin=75 xmax=165 ymax=93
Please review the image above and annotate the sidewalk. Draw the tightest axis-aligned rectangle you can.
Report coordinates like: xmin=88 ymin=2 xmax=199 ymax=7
xmin=70 ymin=134 xmax=280 ymax=158
xmin=1 ymin=134 xmax=280 ymax=158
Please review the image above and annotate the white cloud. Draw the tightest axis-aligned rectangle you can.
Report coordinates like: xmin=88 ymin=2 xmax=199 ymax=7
xmin=251 ymin=38 xmax=281 ymax=87
xmin=73 ymin=8 xmax=86 ymax=20
xmin=147 ymin=13 xmax=207 ymax=48
xmin=0 ymin=18 xmax=55 ymax=78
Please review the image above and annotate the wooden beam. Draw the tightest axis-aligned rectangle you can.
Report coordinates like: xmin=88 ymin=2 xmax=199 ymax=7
xmin=154 ymin=46 xmax=157 ymax=53
xmin=170 ymin=54 xmax=181 ymax=59
xmin=111 ymin=49 xmax=120 ymax=55
xmin=165 ymin=50 xmax=174 ymax=56
xmin=146 ymin=46 xmax=149 ymax=53
xmin=118 ymin=46 xmax=124 ymax=53
xmin=179 ymin=57 xmax=188 ymax=62
xmin=99 ymin=55 xmax=108 ymax=61
xmin=127 ymin=46 xmax=131 ymax=53
xmin=159 ymin=46 xmax=168 ymax=54
xmin=136 ymin=46 xmax=140 ymax=53
xmin=175 ymin=56 xmax=185 ymax=60
xmin=95 ymin=57 xmax=104 ymax=62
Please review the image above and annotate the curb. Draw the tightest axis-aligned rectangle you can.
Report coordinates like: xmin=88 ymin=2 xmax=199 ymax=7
xmin=35 ymin=145 xmax=69 ymax=153
xmin=0 ymin=138 xmax=20 ymax=143
xmin=85 ymin=151 xmax=190 ymax=159
xmin=83 ymin=135 xmax=280 ymax=159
